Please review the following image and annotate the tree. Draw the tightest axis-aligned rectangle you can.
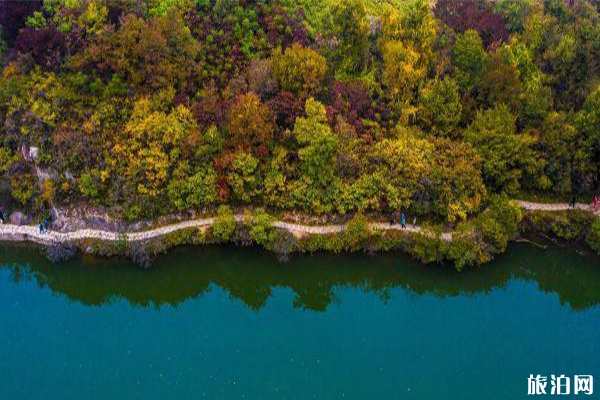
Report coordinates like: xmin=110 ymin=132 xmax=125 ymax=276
xmin=0 ymin=25 xmax=7 ymax=66
xmin=84 ymin=12 xmax=201 ymax=93
xmin=212 ymin=205 xmax=236 ymax=242
xmin=324 ymin=0 xmax=370 ymax=75
xmin=268 ymin=91 xmax=304 ymax=130
xmin=272 ymin=43 xmax=328 ymax=99
xmin=0 ymin=0 xmax=42 ymax=45
xmin=453 ymin=30 xmax=488 ymax=93
xmin=494 ymin=0 xmax=531 ymax=33
xmin=381 ymin=40 xmax=426 ymax=119
xmin=329 ymin=80 xmax=374 ymax=134
xmin=575 ymin=86 xmax=600 ymax=188
xmin=226 ymin=92 xmax=275 ymax=155
xmin=289 ymin=98 xmax=340 ymax=213
xmin=537 ymin=111 xmax=577 ymax=193
xmin=78 ymin=0 xmax=108 ymax=37
xmin=381 ymin=0 xmax=437 ymax=53
xmin=246 ymin=58 xmax=277 ymax=100
xmin=464 ymin=104 xmax=540 ymax=193
xmin=481 ymin=52 xmax=523 ymax=111
xmin=417 ymin=77 xmax=462 ymax=136
xmin=13 ymin=25 xmax=66 ymax=70
xmin=111 ymin=97 xmax=197 ymax=202
xmin=167 ymin=164 xmax=217 ymax=210
xmin=294 ymin=98 xmax=338 ymax=187
xmin=364 ymin=133 xmax=434 ymax=213
xmin=431 ymin=137 xmax=486 ymax=222
xmin=227 ymin=151 xmax=260 ymax=203
xmin=434 ymin=0 xmax=509 ymax=47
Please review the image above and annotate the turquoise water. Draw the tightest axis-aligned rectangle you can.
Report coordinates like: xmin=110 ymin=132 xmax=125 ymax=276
xmin=1 ymin=244 xmax=599 ymax=400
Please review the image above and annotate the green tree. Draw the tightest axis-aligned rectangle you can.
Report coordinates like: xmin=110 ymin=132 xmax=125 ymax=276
xmin=537 ymin=112 xmax=577 ymax=193
xmin=453 ymin=30 xmax=488 ymax=92
xmin=365 ymin=133 xmax=434 ymax=213
xmin=431 ymin=138 xmax=486 ymax=222
xmin=294 ymin=98 xmax=339 ymax=186
xmin=212 ymin=205 xmax=236 ymax=242
xmin=417 ymin=77 xmax=462 ymax=136
xmin=227 ymin=151 xmax=260 ymax=203
xmin=586 ymin=218 xmax=600 ymax=255
xmin=324 ymin=0 xmax=370 ymax=76
xmin=111 ymin=96 xmax=197 ymax=201
xmin=464 ymin=104 xmax=540 ymax=193
xmin=272 ymin=43 xmax=328 ymax=99
xmin=290 ymin=98 xmax=340 ymax=213
xmin=381 ymin=40 xmax=426 ymax=121
xmin=575 ymin=86 xmax=600 ymax=188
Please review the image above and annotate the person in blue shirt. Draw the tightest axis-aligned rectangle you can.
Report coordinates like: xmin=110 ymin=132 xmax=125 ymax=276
xmin=401 ymin=212 xmax=406 ymax=229
xmin=45 ymin=219 xmax=50 ymax=231
xmin=39 ymin=222 xmax=44 ymax=234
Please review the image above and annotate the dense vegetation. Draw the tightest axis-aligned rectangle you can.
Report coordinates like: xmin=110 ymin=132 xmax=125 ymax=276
xmin=0 ymin=0 xmax=599 ymax=227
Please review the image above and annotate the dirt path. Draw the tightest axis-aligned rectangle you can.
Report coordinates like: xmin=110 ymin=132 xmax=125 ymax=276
xmin=0 ymin=201 xmax=592 ymax=246
xmin=513 ymin=200 xmax=592 ymax=212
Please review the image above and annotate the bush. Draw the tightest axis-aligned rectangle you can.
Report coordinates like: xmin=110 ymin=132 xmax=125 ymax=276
xmin=586 ymin=218 xmax=600 ymax=255
xmin=409 ymin=233 xmax=445 ymax=264
xmin=246 ymin=208 xmax=277 ymax=247
xmin=520 ymin=210 xmax=592 ymax=241
xmin=445 ymin=232 xmax=490 ymax=271
xmin=342 ymin=213 xmax=372 ymax=251
xmin=212 ymin=205 xmax=236 ymax=242
xmin=475 ymin=196 xmax=521 ymax=254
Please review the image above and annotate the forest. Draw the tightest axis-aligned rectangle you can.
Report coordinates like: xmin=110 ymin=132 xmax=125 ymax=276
xmin=0 ymin=0 xmax=599 ymax=225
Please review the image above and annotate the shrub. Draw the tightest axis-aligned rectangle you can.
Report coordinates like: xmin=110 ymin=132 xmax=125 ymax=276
xmin=212 ymin=205 xmax=236 ymax=242
xmin=586 ymin=218 xmax=600 ymax=255
xmin=520 ymin=210 xmax=592 ymax=241
xmin=246 ymin=208 xmax=277 ymax=247
xmin=79 ymin=172 xmax=99 ymax=199
xmin=342 ymin=213 xmax=372 ymax=251
xmin=475 ymin=196 xmax=521 ymax=254
xmin=409 ymin=233 xmax=445 ymax=264
xmin=445 ymin=232 xmax=490 ymax=271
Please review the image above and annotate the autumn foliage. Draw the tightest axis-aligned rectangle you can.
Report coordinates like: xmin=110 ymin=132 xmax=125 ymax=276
xmin=0 ymin=0 xmax=598 ymax=224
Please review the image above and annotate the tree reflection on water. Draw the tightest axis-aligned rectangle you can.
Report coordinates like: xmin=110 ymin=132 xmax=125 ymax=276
xmin=2 ymin=243 xmax=599 ymax=311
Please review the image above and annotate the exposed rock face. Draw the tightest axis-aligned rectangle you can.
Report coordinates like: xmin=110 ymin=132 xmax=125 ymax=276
xmin=9 ymin=212 xmax=31 ymax=226
xmin=52 ymin=207 xmax=126 ymax=232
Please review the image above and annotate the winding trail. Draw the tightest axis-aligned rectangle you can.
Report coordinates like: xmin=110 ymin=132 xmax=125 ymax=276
xmin=0 ymin=201 xmax=593 ymax=246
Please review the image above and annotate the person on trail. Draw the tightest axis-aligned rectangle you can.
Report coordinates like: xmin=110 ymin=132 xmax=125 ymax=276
xmin=401 ymin=212 xmax=406 ymax=229
xmin=413 ymin=216 xmax=417 ymax=226
xmin=39 ymin=222 xmax=44 ymax=234
xmin=0 ymin=209 xmax=4 ymax=224
xmin=45 ymin=219 xmax=50 ymax=231
xmin=570 ymin=194 xmax=577 ymax=208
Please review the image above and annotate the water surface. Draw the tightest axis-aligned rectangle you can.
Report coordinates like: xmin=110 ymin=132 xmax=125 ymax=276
xmin=1 ymin=244 xmax=599 ymax=399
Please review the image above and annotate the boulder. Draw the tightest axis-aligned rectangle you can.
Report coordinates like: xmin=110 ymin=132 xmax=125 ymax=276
xmin=9 ymin=211 xmax=31 ymax=226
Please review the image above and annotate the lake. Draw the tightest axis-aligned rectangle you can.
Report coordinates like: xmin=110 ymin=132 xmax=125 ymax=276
xmin=1 ymin=243 xmax=599 ymax=400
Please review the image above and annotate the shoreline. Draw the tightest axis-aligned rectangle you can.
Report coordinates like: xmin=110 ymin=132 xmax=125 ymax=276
xmin=0 ymin=200 xmax=592 ymax=246
xmin=0 ymin=213 xmax=446 ymax=245
xmin=0 ymin=200 xmax=596 ymax=269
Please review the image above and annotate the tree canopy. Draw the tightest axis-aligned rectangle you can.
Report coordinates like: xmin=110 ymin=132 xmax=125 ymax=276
xmin=0 ymin=0 xmax=598 ymax=223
